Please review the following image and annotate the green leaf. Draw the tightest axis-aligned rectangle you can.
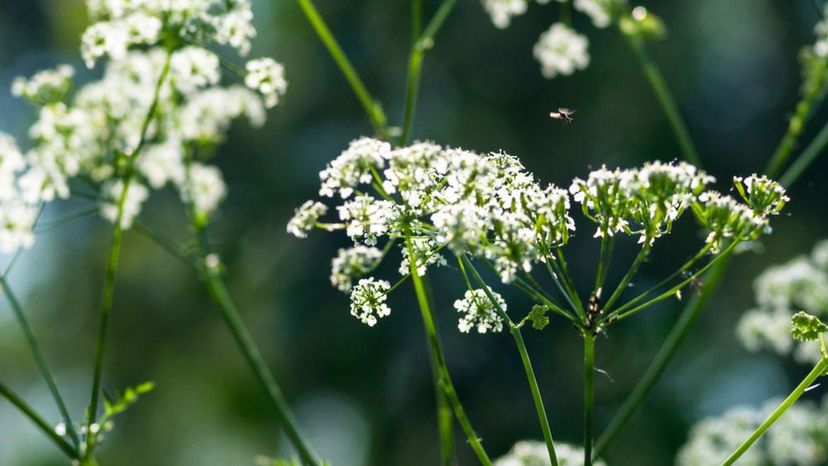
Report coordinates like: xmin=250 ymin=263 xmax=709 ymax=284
xmin=791 ymin=311 xmax=828 ymax=342
xmin=102 ymin=381 xmax=155 ymax=420
xmin=528 ymin=304 xmax=550 ymax=331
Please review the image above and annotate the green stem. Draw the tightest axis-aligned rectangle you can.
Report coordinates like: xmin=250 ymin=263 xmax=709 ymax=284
xmin=0 ymin=380 xmax=78 ymax=459
xmin=766 ymin=55 xmax=827 ymax=177
xmin=400 ymin=0 xmax=458 ymax=145
xmin=201 ymin=260 xmax=321 ymax=466
xmin=181 ymin=155 xmax=320 ymax=465
xmin=84 ymin=50 xmax=172 ymax=460
xmin=780 ymin=119 xmax=828 ymax=188
xmin=593 ymin=257 xmax=730 ymax=458
xmin=1 ymin=276 xmax=80 ymax=450
xmin=583 ymin=332 xmax=595 ymax=466
xmin=408 ymin=242 xmax=492 ymax=466
xmin=622 ymin=30 xmax=701 ymax=166
xmin=423 ymin=274 xmax=455 ymax=466
xmin=552 ymin=249 xmax=586 ymax=317
xmin=602 ymin=244 xmax=649 ymax=314
xmin=594 ymin=237 xmax=614 ymax=293
xmin=721 ymin=358 xmax=828 ymax=466
xmin=460 ymin=256 xmax=559 ymax=466
xmin=295 ymin=0 xmax=387 ymax=137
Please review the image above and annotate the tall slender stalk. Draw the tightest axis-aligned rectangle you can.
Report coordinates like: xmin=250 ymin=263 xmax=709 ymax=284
xmin=84 ymin=50 xmax=172 ymax=460
xmin=295 ymin=0 xmax=387 ymax=137
xmin=780 ymin=119 xmax=828 ymax=187
xmin=181 ymin=155 xmax=321 ymax=465
xmin=460 ymin=256 xmax=560 ymax=466
xmin=400 ymin=0 xmax=458 ymax=145
xmin=721 ymin=358 xmax=827 ymax=466
xmin=622 ymin=30 xmax=701 ymax=166
xmin=0 ymin=381 xmax=78 ymax=459
xmin=1 ymin=276 xmax=79 ymax=450
xmin=602 ymin=244 xmax=649 ymax=314
xmin=407 ymin=240 xmax=492 ymax=466
xmin=593 ymin=257 xmax=730 ymax=458
xmin=583 ymin=332 xmax=595 ymax=466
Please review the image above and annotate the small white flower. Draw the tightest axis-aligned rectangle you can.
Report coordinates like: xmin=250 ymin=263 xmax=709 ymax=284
xmin=331 ymin=246 xmax=383 ymax=291
xmin=319 ymin=137 xmax=392 ymax=199
xmin=399 ymin=237 xmax=446 ymax=277
xmin=454 ymin=288 xmax=506 ymax=334
xmin=11 ymin=64 xmax=74 ymax=104
xmin=337 ymin=195 xmax=397 ymax=245
xmin=349 ymin=278 xmax=392 ymax=326
xmin=170 ymin=47 xmax=221 ymax=95
xmin=287 ymin=201 xmax=328 ymax=238
xmin=99 ymin=180 xmax=150 ymax=229
xmin=0 ymin=202 xmax=38 ymax=254
xmin=181 ymin=163 xmax=226 ymax=218
xmin=574 ymin=0 xmax=616 ymax=28
xmin=533 ymin=23 xmax=590 ymax=78
xmin=495 ymin=440 xmax=607 ymax=466
xmin=245 ymin=58 xmax=288 ymax=108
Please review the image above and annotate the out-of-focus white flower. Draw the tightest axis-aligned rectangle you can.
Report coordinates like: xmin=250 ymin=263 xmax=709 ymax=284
xmin=349 ymin=278 xmax=392 ymax=326
xmin=677 ymin=398 xmax=828 ymax=466
xmin=533 ymin=23 xmax=590 ymax=78
xmin=0 ymin=202 xmax=38 ymax=254
xmin=99 ymin=180 xmax=150 ymax=229
xmin=287 ymin=201 xmax=328 ymax=239
xmin=495 ymin=440 xmax=607 ymax=466
xmin=331 ymin=246 xmax=383 ymax=292
xmin=181 ymin=163 xmax=226 ymax=218
xmin=11 ymin=65 xmax=74 ymax=105
xmin=738 ymin=241 xmax=828 ymax=364
xmin=480 ymin=0 xmax=553 ymax=29
xmin=170 ymin=47 xmax=221 ymax=95
xmin=574 ymin=0 xmax=617 ymax=28
xmin=245 ymin=58 xmax=288 ymax=108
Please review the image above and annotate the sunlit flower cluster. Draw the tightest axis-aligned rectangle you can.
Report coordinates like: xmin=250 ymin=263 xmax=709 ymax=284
xmin=289 ymin=138 xmax=784 ymax=329
xmin=738 ymin=240 xmax=828 ymax=363
xmin=676 ymin=397 xmax=828 ymax=466
xmin=454 ymin=288 xmax=507 ymax=333
xmin=0 ymin=0 xmax=286 ymax=254
xmin=494 ymin=440 xmax=607 ymax=466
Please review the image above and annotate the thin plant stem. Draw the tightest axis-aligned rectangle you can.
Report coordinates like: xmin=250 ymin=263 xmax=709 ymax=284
xmin=594 ymin=237 xmax=614 ymax=294
xmin=552 ymin=249 xmax=586 ymax=316
xmin=84 ymin=50 xmax=172 ymax=460
xmin=583 ymin=332 xmax=595 ymax=466
xmin=460 ymin=256 xmax=560 ymax=466
xmin=0 ymin=381 xmax=78 ymax=459
xmin=622 ymin=30 xmax=701 ymax=166
xmin=33 ymin=206 xmax=99 ymax=233
xmin=295 ymin=0 xmax=388 ymax=137
xmin=545 ymin=259 xmax=583 ymax=320
xmin=602 ymin=244 xmax=650 ymax=314
xmin=593 ymin=256 xmax=730 ymax=459
xmin=0 ymin=276 xmax=80 ymax=450
xmin=607 ymin=240 xmax=739 ymax=323
xmin=780 ymin=119 xmax=828 ymax=187
xmin=423 ymin=274 xmax=455 ymax=466
xmin=181 ymin=155 xmax=321 ymax=465
xmin=721 ymin=358 xmax=828 ymax=466
xmin=765 ymin=58 xmax=827 ymax=177
xmin=133 ymin=220 xmax=197 ymax=271
xmin=407 ymin=241 xmax=493 ymax=466
xmin=400 ymin=0 xmax=458 ymax=145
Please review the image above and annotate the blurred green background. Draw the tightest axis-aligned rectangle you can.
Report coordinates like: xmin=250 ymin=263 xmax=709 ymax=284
xmin=1 ymin=0 xmax=827 ymax=465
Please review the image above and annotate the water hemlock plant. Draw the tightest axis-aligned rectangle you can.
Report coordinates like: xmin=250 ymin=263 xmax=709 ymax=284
xmin=0 ymin=0 xmax=827 ymax=465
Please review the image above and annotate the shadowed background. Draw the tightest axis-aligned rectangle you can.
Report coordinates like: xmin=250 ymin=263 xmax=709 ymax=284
xmin=0 ymin=0 xmax=827 ymax=465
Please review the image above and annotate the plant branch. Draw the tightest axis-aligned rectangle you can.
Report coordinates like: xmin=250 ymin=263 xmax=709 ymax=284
xmin=780 ymin=119 xmax=828 ymax=188
xmin=721 ymin=358 xmax=828 ymax=466
xmin=583 ymin=332 xmax=595 ymax=466
xmin=460 ymin=256 xmax=559 ymax=466
xmin=0 ymin=381 xmax=78 ymax=458
xmin=593 ymin=256 xmax=730 ymax=458
xmin=622 ymin=30 xmax=701 ymax=166
xmin=296 ymin=0 xmax=388 ymax=137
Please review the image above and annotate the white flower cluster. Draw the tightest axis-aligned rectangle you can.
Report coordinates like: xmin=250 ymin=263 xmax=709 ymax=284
xmin=738 ymin=240 xmax=828 ymax=363
xmin=331 ymin=246 xmax=383 ymax=291
xmin=81 ymin=0 xmax=257 ymax=67
xmin=454 ymin=288 xmax=506 ymax=334
xmin=0 ymin=1 xmax=287 ymax=251
xmin=814 ymin=4 xmax=828 ymax=58
xmin=494 ymin=440 xmax=608 ymax=466
xmin=11 ymin=65 xmax=74 ymax=105
xmin=479 ymin=0 xmax=627 ymax=78
xmin=0 ymin=134 xmax=38 ymax=253
xmin=676 ymin=397 xmax=828 ymax=466
xmin=533 ymin=24 xmax=590 ymax=79
xmin=349 ymin=278 xmax=392 ymax=326
xmin=289 ymin=139 xmax=785 ymax=328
